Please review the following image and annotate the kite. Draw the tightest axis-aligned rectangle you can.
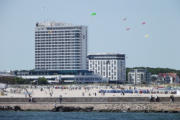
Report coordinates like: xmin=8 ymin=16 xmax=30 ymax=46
xmin=142 ymin=21 xmax=146 ymax=25
xmin=91 ymin=12 xmax=96 ymax=16
xmin=123 ymin=18 xmax=127 ymax=21
xmin=126 ymin=27 xmax=130 ymax=31
xmin=144 ymin=34 xmax=149 ymax=38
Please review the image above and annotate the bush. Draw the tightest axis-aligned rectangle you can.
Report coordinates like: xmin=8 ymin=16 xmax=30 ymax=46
xmin=38 ymin=77 xmax=48 ymax=85
xmin=15 ymin=77 xmax=31 ymax=84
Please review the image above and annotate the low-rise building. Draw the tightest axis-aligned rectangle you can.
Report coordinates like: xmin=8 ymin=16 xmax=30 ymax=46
xmin=13 ymin=70 xmax=107 ymax=84
xmin=128 ymin=69 xmax=151 ymax=84
xmin=158 ymin=73 xmax=180 ymax=84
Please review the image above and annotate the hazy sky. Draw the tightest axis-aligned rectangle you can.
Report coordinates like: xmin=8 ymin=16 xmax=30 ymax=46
xmin=0 ymin=0 xmax=180 ymax=71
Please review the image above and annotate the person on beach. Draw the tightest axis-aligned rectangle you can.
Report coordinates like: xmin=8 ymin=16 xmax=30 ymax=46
xmin=156 ymin=95 xmax=160 ymax=102
xmin=149 ymin=95 xmax=153 ymax=102
xmin=170 ymin=95 xmax=175 ymax=103
xmin=59 ymin=95 xmax=62 ymax=103
xmin=82 ymin=92 xmax=85 ymax=96
xmin=31 ymin=96 xmax=33 ymax=102
xmin=50 ymin=92 xmax=52 ymax=97
xmin=122 ymin=91 xmax=125 ymax=96
xmin=29 ymin=96 xmax=33 ymax=102
xmin=28 ymin=97 xmax=31 ymax=102
xmin=154 ymin=95 xmax=157 ymax=101
xmin=54 ymin=102 xmax=56 ymax=109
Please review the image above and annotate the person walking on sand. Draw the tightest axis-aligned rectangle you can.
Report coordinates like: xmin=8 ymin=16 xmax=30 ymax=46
xmin=82 ymin=92 xmax=85 ymax=96
xmin=170 ymin=95 xmax=175 ymax=103
xmin=154 ymin=95 xmax=157 ymax=102
xmin=59 ymin=95 xmax=62 ymax=103
xmin=149 ymin=95 xmax=153 ymax=102
xmin=54 ymin=102 xmax=57 ymax=109
xmin=156 ymin=95 xmax=160 ymax=102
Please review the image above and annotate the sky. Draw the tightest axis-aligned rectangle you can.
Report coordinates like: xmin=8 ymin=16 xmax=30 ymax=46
xmin=0 ymin=0 xmax=180 ymax=71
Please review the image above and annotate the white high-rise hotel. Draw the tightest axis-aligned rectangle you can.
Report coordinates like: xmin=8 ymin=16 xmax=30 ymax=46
xmin=35 ymin=22 xmax=87 ymax=71
xmin=88 ymin=53 xmax=126 ymax=83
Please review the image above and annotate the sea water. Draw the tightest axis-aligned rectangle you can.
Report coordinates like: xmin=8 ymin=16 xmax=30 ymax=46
xmin=0 ymin=111 xmax=180 ymax=120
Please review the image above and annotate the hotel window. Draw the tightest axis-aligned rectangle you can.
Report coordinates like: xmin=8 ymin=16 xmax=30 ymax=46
xmin=103 ymin=72 xmax=105 ymax=76
xmin=103 ymin=66 xmax=105 ymax=70
xmin=98 ymin=66 xmax=100 ymax=70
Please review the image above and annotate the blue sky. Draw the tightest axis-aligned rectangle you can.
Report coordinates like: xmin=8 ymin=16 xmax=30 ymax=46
xmin=0 ymin=0 xmax=180 ymax=70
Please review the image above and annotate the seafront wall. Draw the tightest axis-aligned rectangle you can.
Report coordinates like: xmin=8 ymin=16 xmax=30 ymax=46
xmin=0 ymin=103 xmax=180 ymax=112
xmin=0 ymin=97 xmax=180 ymax=112
xmin=0 ymin=97 xmax=180 ymax=103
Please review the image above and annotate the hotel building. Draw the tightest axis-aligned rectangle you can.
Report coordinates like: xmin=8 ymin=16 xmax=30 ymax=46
xmin=87 ymin=53 xmax=126 ymax=83
xmin=35 ymin=22 xmax=87 ymax=71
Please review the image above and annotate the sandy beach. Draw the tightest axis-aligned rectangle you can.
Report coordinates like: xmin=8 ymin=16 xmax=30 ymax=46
xmin=1 ymin=84 xmax=179 ymax=98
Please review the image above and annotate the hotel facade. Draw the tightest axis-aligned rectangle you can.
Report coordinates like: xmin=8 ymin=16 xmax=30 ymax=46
xmin=35 ymin=22 xmax=87 ymax=71
xmin=87 ymin=53 xmax=126 ymax=83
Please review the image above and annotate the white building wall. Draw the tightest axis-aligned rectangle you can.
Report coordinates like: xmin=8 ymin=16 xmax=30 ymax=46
xmin=88 ymin=54 xmax=126 ymax=83
xmin=128 ymin=69 xmax=148 ymax=84
xmin=35 ymin=22 xmax=87 ymax=71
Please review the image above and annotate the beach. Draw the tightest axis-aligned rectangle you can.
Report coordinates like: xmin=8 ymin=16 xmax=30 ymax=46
xmin=1 ymin=84 xmax=179 ymax=98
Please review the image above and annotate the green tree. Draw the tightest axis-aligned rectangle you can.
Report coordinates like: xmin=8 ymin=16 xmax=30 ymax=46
xmin=38 ymin=77 xmax=48 ymax=85
xmin=15 ymin=77 xmax=26 ymax=84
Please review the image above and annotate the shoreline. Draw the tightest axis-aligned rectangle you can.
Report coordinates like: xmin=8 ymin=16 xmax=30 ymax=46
xmin=0 ymin=103 xmax=180 ymax=113
xmin=0 ymin=97 xmax=180 ymax=112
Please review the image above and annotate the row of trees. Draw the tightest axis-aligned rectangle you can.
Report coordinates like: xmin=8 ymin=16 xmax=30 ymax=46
xmin=0 ymin=76 xmax=48 ymax=85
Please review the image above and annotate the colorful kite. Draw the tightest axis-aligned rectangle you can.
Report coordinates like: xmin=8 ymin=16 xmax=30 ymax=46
xmin=144 ymin=34 xmax=149 ymax=38
xmin=142 ymin=21 xmax=146 ymax=25
xmin=123 ymin=18 xmax=127 ymax=21
xmin=126 ymin=27 xmax=130 ymax=31
xmin=91 ymin=12 xmax=96 ymax=16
